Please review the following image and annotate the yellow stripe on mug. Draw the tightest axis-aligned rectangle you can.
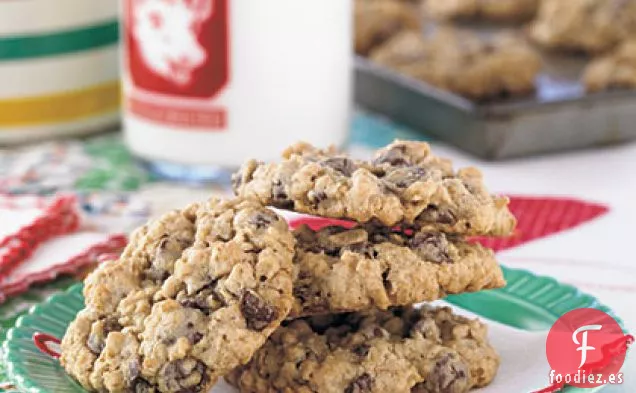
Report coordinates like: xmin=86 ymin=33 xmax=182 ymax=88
xmin=0 ymin=82 xmax=120 ymax=128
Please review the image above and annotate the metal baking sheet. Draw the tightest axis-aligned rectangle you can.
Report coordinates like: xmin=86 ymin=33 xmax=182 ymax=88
xmin=354 ymin=39 xmax=636 ymax=160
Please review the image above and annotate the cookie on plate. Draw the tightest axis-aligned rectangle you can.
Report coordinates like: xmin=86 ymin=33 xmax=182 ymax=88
xmin=529 ymin=0 xmax=636 ymax=54
xmin=370 ymin=28 xmax=541 ymax=100
xmin=233 ymin=140 xmax=516 ymax=236
xmin=424 ymin=0 xmax=538 ymax=22
xmin=583 ymin=38 xmax=636 ymax=92
xmin=61 ymin=197 xmax=296 ymax=393
xmin=290 ymin=224 xmax=505 ymax=317
xmin=355 ymin=0 xmax=422 ymax=55
xmin=227 ymin=305 xmax=500 ymax=393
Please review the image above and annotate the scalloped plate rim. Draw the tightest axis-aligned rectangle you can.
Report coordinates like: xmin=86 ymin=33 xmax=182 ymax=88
xmin=3 ymin=266 xmax=629 ymax=393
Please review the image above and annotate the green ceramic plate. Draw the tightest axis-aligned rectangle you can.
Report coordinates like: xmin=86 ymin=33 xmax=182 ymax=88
xmin=3 ymin=267 xmax=627 ymax=393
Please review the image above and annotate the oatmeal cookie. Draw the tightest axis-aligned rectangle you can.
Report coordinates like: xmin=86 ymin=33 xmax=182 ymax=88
xmin=583 ymin=38 xmax=636 ymax=91
xmin=370 ymin=28 xmax=541 ymax=99
xmin=61 ymin=198 xmax=295 ymax=393
xmin=355 ymin=0 xmax=422 ymax=55
xmin=290 ymin=224 xmax=504 ymax=317
xmin=227 ymin=305 xmax=500 ymax=393
xmin=232 ymin=140 xmax=516 ymax=236
xmin=529 ymin=0 xmax=636 ymax=54
xmin=424 ymin=0 xmax=538 ymax=22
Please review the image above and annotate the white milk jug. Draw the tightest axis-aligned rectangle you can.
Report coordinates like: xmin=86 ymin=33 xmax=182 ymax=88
xmin=122 ymin=0 xmax=352 ymax=180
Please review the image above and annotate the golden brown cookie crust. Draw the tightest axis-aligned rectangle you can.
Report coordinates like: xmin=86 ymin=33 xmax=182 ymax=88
xmin=61 ymin=198 xmax=295 ymax=393
xmin=233 ymin=140 xmax=516 ymax=236
xmin=529 ymin=0 xmax=636 ymax=54
xmin=370 ymin=28 xmax=541 ymax=100
xmin=290 ymin=224 xmax=505 ymax=317
xmin=355 ymin=0 xmax=422 ymax=55
xmin=227 ymin=305 xmax=500 ymax=393
xmin=584 ymin=38 xmax=636 ymax=92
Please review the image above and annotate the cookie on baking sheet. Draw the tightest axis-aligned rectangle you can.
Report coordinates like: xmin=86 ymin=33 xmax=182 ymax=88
xmin=529 ymin=0 xmax=636 ymax=54
xmin=424 ymin=0 xmax=538 ymax=22
xmin=61 ymin=197 xmax=296 ymax=393
xmin=370 ymin=28 xmax=541 ymax=100
xmin=232 ymin=140 xmax=516 ymax=236
xmin=227 ymin=305 xmax=500 ymax=393
xmin=583 ymin=38 xmax=636 ymax=92
xmin=290 ymin=224 xmax=505 ymax=317
xmin=355 ymin=0 xmax=422 ymax=55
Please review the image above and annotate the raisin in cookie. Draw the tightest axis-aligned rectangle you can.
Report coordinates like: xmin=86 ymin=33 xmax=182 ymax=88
xmin=355 ymin=0 xmax=422 ymax=55
xmin=529 ymin=0 xmax=636 ymax=54
xmin=227 ymin=305 xmax=500 ymax=393
xmin=61 ymin=197 xmax=295 ymax=393
xmin=233 ymin=140 xmax=516 ymax=236
xmin=583 ymin=38 xmax=636 ymax=92
xmin=370 ymin=28 xmax=541 ymax=100
xmin=290 ymin=224 xmax=504 ymax=317
xmin=424 ymin=0 xmax=538 ymax=22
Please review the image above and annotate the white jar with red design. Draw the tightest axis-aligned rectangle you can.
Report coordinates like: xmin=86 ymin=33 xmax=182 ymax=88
xmin=122 ymin=0 xmax=352 ymax=180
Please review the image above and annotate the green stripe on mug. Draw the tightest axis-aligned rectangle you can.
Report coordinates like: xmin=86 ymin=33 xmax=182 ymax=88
xmin=0 ymin=21 xmax=118 ymax=61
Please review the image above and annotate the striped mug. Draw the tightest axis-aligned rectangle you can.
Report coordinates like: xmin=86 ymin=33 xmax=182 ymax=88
xmin=0 ymin=0 xmax=120 ymax=144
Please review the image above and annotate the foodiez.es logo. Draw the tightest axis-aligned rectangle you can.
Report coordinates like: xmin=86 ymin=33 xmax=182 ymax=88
xmin=545 ymin=308 xmax=632 ymax=389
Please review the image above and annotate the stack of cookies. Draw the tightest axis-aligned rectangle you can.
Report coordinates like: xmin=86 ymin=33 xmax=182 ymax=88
xmin=60 ymin=141 xmax=515 ymax=393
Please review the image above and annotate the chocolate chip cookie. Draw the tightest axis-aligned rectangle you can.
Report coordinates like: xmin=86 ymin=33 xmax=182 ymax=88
xmin=233 ymin=140 xmax=516 ymax=236
xmin=370 ymin=28 xmax=541 ymax=100
xmin=529 ymin=0 xmax=636 ymax=54
xmin=61 ymin=197 xmax=296 ymax=393
xmin=583 ymin=38 xmax=636 ymax=92
xmin=424 ymin=0 xmax=538 ymax=22
xmin=355 ymin=0 xmax=422 ymax=55
xmin=227 ymin=305 xmax=500 ymax=393
xmin=290 ymin=224 xmax=505 ymax=317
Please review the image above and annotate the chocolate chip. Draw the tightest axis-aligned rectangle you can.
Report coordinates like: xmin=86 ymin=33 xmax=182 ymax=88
xmin=188 ymin=332 xmax=203 ymax=345
xmin=249 ymin=212 xmax=275 ymax=229
xmin=240 ymin=290 xmax=278 ymax=331
xmin=352 ymin=344 xmax=371 ymax=358
xmin=86 ymin=318 xmax=121 ymax=355
xmin=180 ymin=298 xmax=209 ymax=314
xmin=383 ymin=167 xmax=427 ymax=189
xmin=308 ymin=190 xmax=328 ymax=207
xmin=161 ymin=360 xmax=207 ymax=393
xmin=437 ymin=211 xmax=457 ymax=225
xmin=271 ymin=180 xmax=294 ymax=209
xmin=373 ymin=147 xmax=410 ymax=167
xmin=293 ymin=285 xmax=329 ymax=314
xmin=147 ymin=236 xmax=184 ymax=281
xmin=408 ymin=232 xmax=451 ymax=264
xmin=131 ymin=378 xmax=154 ymax=393
xmin=345 ymin=373 xmax=375 ymax=393
xmin=103 ymin=318 xmax=122 ymax=334
xmin=382 ymin=269 xmax=392 ymax=292
xmin=440 ymin=320 xmax=455 ymax=341
xmin=322 ymin=157 xmax=358 ymax=177
xmin=417 ymin=205 xmax=457 ymax=226
xmin=418 ymin=352 xmax=469 ymax=393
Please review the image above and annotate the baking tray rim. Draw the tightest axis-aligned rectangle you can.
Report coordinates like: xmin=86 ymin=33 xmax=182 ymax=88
xmin=355 ymin=56 xmax=636 ymax=118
